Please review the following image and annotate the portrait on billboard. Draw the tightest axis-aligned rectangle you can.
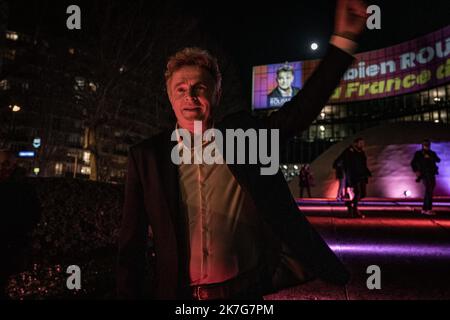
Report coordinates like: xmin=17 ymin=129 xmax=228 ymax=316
xmin=267 ymin=64 xmax=301 ymax=107
xmin=252 ymin=25 xmax=449 ymax=108
xmin=252 ymin=61 xmax=302 ymax=110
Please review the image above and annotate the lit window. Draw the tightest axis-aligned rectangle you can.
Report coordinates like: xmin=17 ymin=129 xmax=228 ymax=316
xmin=74 ymin=77 xmax=85 ymax=90
xmin=0 ymin=79 xmax=10 ymax=90
xmin=68 ymin=48 xmax=75 ymax=55
xmin=9 ymin=104 xmax=21 ymax=112
xmin=83 ymin=151 xmax=91 ymax=163
xmin=433 ymin=111 xmax=440 ymax=120
xmin=88 ymin=82 xmax=97 ymax=92
xmin=6 ymin=31 xmax=19 ymax=41
xmin=55 ymin=163 xmax=63 ymax=175
xmin=436 ymin=86 xmax=445 ymax=100
xmin=2 ymin=49 xmax=16 ymax=60
xmin=81 ymin=166 xmax=91 ymax=175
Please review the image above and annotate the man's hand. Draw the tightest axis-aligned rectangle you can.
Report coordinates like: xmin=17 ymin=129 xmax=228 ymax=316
xmin=334 ymin=0 xmax=367 ymax=41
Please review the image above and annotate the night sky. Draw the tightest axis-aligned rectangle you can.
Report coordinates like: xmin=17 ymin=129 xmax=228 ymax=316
xmin=5 ymin=0 xmax=450 ymax=102
xmin=186 ymin=0 xmax=450 ymax=95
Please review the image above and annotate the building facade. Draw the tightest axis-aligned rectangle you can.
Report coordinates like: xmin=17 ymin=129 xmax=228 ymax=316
xmin=0 ymin=29 xmax=171 ymax=182
xmin=252 ymin=25 xmax=450 ymax=165
xmin=283 ymin=82 xmax=450 ymax=164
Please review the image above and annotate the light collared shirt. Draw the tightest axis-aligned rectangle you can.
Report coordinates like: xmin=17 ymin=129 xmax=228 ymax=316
xmin=176 ymin=126 xmax=266 ymax=286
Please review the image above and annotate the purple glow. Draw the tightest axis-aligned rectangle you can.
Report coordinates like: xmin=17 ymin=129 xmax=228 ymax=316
xmin=296 ymin=200 xmax=450 ymax=207
xmin=315 ymin=143 xmax=450 ymax=198
xmin=299 ymin=206 xmax=450 ymax=213
xmin=376 ymin=143 xmax=450 ymax=197
xmin=399 ymin=202 xmax=450 ymax=207
xmin=431 ymin=142 xmax=450 ymax=195
xmin=329 ymin=243 xmax=450 ymax=258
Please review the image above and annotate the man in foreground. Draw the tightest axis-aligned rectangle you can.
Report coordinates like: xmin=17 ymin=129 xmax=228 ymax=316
xmin=118 ymin=0 xmax=367 ymax=299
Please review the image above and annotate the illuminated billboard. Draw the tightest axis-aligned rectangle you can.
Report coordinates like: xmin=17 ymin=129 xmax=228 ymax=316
xmin=252 ymin=25 xmax=450 ymax=109
xmin=253 ymin=62 xmax=302 ymax=109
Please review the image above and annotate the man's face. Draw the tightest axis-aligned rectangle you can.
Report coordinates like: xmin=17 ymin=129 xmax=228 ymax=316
xmin=422 ymin=143 xmax=430 ymax=151
xmin=167 ymin=65 xmax=219 ymax=131
xmin=276 ymin=71 xmax=294 ymax=91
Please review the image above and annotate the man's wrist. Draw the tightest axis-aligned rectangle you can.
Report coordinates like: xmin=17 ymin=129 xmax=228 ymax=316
xmin=330 ymin=35 xmax=358 ymax=55
xmin=333 ymin=31 xmax=360 ymax=42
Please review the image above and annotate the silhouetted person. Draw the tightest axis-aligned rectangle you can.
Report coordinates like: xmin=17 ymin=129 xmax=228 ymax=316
xmin=0 ymin=150 xmax=41 ymax=299
xmin=411 ymin=140 xmax=441 ymax=216
xmin=333 ymin=154 xmax=345 ymax=201
xmin=338 ymin=138 xmax=371 ymax=218
xmin=298 ymin=164 xmax=313 ymax=198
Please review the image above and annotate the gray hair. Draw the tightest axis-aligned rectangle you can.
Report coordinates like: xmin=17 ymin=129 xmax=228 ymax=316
xmin=165 ymin=47 xmax=222 ymax=93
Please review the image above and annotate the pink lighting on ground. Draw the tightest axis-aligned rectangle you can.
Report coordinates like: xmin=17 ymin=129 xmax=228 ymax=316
xmin=329 ymin=243 xmax=450 ymax=258
xmin=307 ymin=142 xmax=450 ymax=199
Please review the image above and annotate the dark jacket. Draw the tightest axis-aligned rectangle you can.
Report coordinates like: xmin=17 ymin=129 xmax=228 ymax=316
xmin=340 ymin=146 xmax=371 ymax=187
xmin=117 ymin=44 xmax=354 ymax=299
xmin=332 ymin=155 xmax=345 ymax=180
xmin=411 ymin=149 xmax=440 ymax=177
xmin=298 ymin=168 xmax=313 ymax=187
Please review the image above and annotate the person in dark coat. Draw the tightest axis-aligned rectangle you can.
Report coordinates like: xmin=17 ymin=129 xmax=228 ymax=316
xmin=117 ymin=0 xmax=368 ymax=300
xmin=333 ymin=154 xmax=346 ymax=201
xmin=338 ymin=138 xmax=371 ymax=218
xmin=411 ymin=139 xmax=441 ymax=215
xmin=298 ymin=164 xmax=314 ymax=198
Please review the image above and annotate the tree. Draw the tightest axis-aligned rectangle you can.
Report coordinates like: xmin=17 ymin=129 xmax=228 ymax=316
xmin=2 ymin=0 xmax=246 ymax=181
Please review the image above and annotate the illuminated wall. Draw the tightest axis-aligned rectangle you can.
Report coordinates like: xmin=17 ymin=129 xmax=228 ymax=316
xmin=289 ymin=122 xmax=450 ymax=198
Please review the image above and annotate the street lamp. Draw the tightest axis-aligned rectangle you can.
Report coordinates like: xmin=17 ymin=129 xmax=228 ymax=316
xmin=310 ymin=42 xmax=319 ymax=51
xmin=9 ymin=104 xmax=21 ymax=112
xmin=8 ymin=105 xmax=22 ymax=141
